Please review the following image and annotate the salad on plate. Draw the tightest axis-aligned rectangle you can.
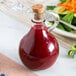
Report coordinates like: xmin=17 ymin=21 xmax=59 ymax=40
xmin=46 ymin=0 xmax=76 ymax=34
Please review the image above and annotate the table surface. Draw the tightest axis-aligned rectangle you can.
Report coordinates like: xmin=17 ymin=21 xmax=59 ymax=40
xmin=0 ymin=0 xmax=76 ymax=76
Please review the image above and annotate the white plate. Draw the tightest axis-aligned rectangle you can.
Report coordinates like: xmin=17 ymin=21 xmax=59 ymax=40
xmin=53 ymin=28 xmax=76 ymax=38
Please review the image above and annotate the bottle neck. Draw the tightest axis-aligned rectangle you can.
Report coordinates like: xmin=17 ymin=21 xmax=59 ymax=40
xmin=31 ymin=19 xmax=47 ymax=30
xmin=31 ymin=15 xmax=46 ymax=30
xmin=31 ymin=13 xmax=45 ymax=25
xmin=31 ymin=4 xmax=46 ymax=29
xmin=31 ymin=19 xmax=45 ymax=24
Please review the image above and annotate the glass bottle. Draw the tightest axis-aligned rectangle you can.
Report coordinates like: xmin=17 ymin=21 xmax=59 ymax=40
xmin=19 ymin=4 xmax=59 ymax=70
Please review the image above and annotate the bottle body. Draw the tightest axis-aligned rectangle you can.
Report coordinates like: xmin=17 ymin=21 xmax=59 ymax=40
xmin=19 ymin=24 xmax=59 ymax=70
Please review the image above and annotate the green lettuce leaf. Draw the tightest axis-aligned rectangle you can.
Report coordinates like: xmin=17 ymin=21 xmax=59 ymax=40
xmin=46 ymin=6 xmax=56 ymax=10
xmin=72 ymin=17 xmax=76 ymax=25
xmin=60 ymin=0 xmax=67 ymax=3
xmin=57 ymin=23 xmax=65 ymax=30
xmin=62 ymin=10 xmax=74 ymax=32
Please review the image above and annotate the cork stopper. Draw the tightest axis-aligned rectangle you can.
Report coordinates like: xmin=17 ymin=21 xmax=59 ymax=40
xmin=32 ymin=4 xmax=44 ymax=20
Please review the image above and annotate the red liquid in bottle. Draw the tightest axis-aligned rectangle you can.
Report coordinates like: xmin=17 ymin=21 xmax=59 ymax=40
xmin=19 ymin=24 xmax=59 ymax=70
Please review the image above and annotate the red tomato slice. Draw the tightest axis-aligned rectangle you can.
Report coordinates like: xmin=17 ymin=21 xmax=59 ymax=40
xmin=57 ymin=3 xmax=63 ymax=6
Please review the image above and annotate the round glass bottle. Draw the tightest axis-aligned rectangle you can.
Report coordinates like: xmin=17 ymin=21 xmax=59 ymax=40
xmin=19 ymin=4 xmax=59 ymax=70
